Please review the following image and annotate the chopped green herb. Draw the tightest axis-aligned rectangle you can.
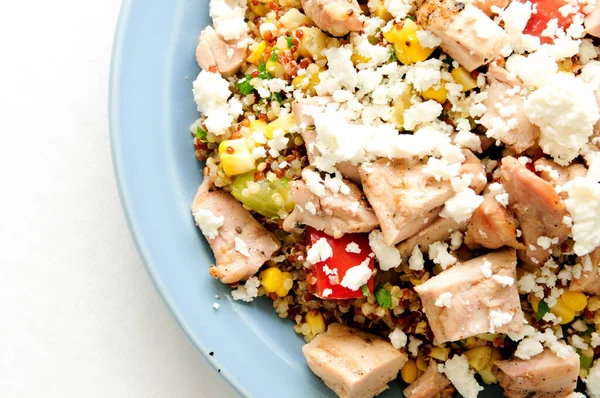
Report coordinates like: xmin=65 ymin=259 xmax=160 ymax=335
xmin=442 ymin=54 xmax=455 ymax=66
xmin=406 ymin=15 xmax=415 ymax=21
xmin=361 ymin=284 xmax=370 ymax=297
xmin=281 ymin=177 xmax=289 ymax=187
xmin=390 ymin=47 xmax=398 ymax=62
xmin=367 ymin=36 xmax=378 ymax=45
xmin=271 ymin=92 xmax=285 ymax=104
xmin=581 ymin=354 xmax=594 ymax=370
xmin=583 ymin=323 xmax=596 ymax=336
xmin=375 ymin=286 xmax=392 ymax=308
xmin=536 ymin=300 xmax=550 ymax=321
xmin=258 ymin=61 xmax=273 ymax=80
xmin=269 ymin=47 xmax=279 ymax=62
xmin=195 ymin=126 xmax=207 ymax=141
xmin=236 ymin=75 xmax=255 ymax=95
xmin=457 ymin=338 xmax=468 ymax=347
xmin=286 ymin=37 xmax=293 ymax=48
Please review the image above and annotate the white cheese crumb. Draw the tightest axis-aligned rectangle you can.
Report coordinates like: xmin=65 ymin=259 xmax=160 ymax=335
xmin=192 ymin=71 xmax=233 ymax=135
xmin=450 ymin=231 xmax=463 ymax=250
xmin=587 ymin=360 xmax=600 ymax=398
xmin=345 ymin=242 xmax=361 ymax=254
xmin=480 ymin=261 xmax=493 ymax=278
xmin=306 ymin=238 xmax=333 ymax=265
xmin=408 ymin=246 xmax=425 ymax=271
xmin=591 ymin=332 xmax=600 ymax=348
xmin=322 ymin=288 xmax=333 ymax=298
xmin=537 ymin=236 xmax=552 ymax=250
xmin=193 ymin=208 xmax=224 ymax=240
xmin=213 ymin=302 xmax=220 ymax=310
xmin=231 ymin=277 xmax=260 ymax=302
xmin=369 ymin=229 xmax=401 ymax=271
xmin=489 ymin=310 xmax=513 ymax=333
xmin=403 ymin=101 xmax=443 ymax=131
xmin=304 ymin=201 xmax=317 ymax=215
xmin=302 ymin=169 xmax=326 ymax=197
xmin=514 ymin=337 xmax=544 ymax=360
xmin=428 ymin=242 xmax=457 ymax=270
xmin=440 ymin=188 xmax=484 ymax=224
xmin=384 ymin=0 xmax=414 ymax=18
xmin=389 ymin=328 xmax=408 ymax=349
xmin=438 ymin=355 xmax=484 ymax=398
xmin=267 ymin=128 xmax=289 ymax=157
xmin=340 ymin=258 xmax=373 ymax=291
xmin=492 ymin=274 xmax=515 ymax=287
xmin=234 ymin=237 xmax=250 ymax=257
xmin=435 ymin=292 xmax=453 ymax=308
xmin=408 ymin=336 xmax=422 ymax=357
xmin=416 ymin=29 xmax=442 ymax=48
xmin=563 ymin=177 xmax=600 ymax=256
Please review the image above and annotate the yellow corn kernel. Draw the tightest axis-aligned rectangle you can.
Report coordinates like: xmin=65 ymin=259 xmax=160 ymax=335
xmin=248 ymin=119 xmax=268 ymax=137
xmin=259 ymin=267 xmax=283 ymax=293
xmin=266 ymin=114 xmax=295 ymax=139
xmin=218 ymin=139 xmax=256 ymax=176
xmin=551 ymin=297 xmax=576 ymax=324
xmin=297 ymin=27 xmax=327 ymax=60
xmin=464 ymin=346 xmax=492 ymax=371
xmin=391 ymin=87 xmax=413 ymax=130
xmin=562 ymin=291 xmax=588 ymax=312
xmin=463 ymin=336 xmax=478 ymax=349
xmin=588 ymin=296 xmax=600 ymax=311
xmin=476 ymin=333 xmax=498 ymax=342
xmin=529 ymin=294 xmax=540 ymax=313
xmin=276 ymin=272 xmax=293 ymax=297
xmin=478 ymin=366 xmax=498 ymax=384
xmin=305 ymin=311 xmax=326 ymax=336
xmin=371 ymin=0 xmax=394 ymax=21
xmin=383 ymin=25 xmax=402 ymax=44
xmin=351 ymin=53 xmax=371 ymax=66
xmin=248 ymin=0 xmax=269 ymax=16
xmin=429 ymin=346 xmax=450 ymax=361
xmin=401 ymin=359 xmax=418 ymax=384
xmin=416 ymin=356 xmax=429 ymax=372
xmin=279 ymin=8 xmax=312 ymax=30
xmin=421 ymin=84 xmax=448 ymax=104
xmin=266 ymin=60 xmax=286 ymax=79
xmin=246 ymin=40 xmax=267 ymax=64
xmin=451 ymin=67 xmax=478 ymax=92
xmin=490 ymin=347 xmax=502 ymax=362
xmin=391 ymin=20 xmax=436 ymax=65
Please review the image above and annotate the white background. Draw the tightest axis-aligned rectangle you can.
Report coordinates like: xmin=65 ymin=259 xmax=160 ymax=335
xmin=0 ymin=1 xmax=237 ymax=397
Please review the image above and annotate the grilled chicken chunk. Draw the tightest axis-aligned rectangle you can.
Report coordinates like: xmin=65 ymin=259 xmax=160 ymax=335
xmin=571 ymin=248 xmax=600 ymax=295
xmin=533 ymin=158 xmax=588 ymax=193
xmin=494 ymin=349 xmax=579 ymax=398
xmin=416 ymin=0 xmax=509 ymax=71
xmin=471 ymin=0 xmax=509 ymax=16
xmin=465 ymin=194 xmax=523 ymax=250
xmin=195 ymin=27 xmax=247 ymax=76
xmin=282 ymin=179 xmax=379 ymax=237
xmin=398 ymin=216 xmax=465 ymax=258
xmin=500 ymin=157 xmax=570 ymax=267
xmin=302 ymin=323 xmax=408 ymax=398
xmin=586 ymin=2 xmax=600 ymax=38
xmin=403 ymin=360 xmax=451 ymax=398
xmin=414 ymin=248 xmax=523 ymax=344
xmin=360 ymin=151 xmax=485 ymax=246
xmin=301 ymin=0 xmax=363 ymax=37
xmin=191 ymin=179 xmax=280 ymax=284
xmin=480 ymin=81 xmax=540 ymax=154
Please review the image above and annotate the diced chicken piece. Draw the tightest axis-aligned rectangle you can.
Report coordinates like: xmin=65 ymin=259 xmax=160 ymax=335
xmin=302 ymin=323 xmax=408 ymax=398
xmin=282 ymin=179 xmax=379 ymax=237
xmin=414 ymin=249 xmax=524 ymax=344
xmin=416 ymin=0 xmax=509 ymax=71
xmin=594 ymin=91 xmax=600 ymax=139
xmin=191 ymin=179 xmax=280 ymax=284
xmin=398 ymin=216 xmax=465 ymax=258
xmin=403 ymin=360 xmax=451 ymax=398
xmin=494 ymin=349 xmax=579 ymax=398
xmin=585 ymin=3 xmax=600 ymax=38
xmin=480 ymin=81 xmax=540 ymax=154
xmin=571 ymin=248 xmax=600 ymax=295
xmin=465 ymin=194 xmax=523 ymax=250
xmin=300 ymin=0 xmax=363 ymax=37
xmin=534 ymin=158 xmax=588 ymax=195
xmin=293 ymin=97 xmax=362 ymax=185
xmin=471 ymin=0 xmax=509 ymax=16
xmin=195 ymin=26 xmax=247 ymax=76
xmin=360 ymin=152 xmax=485 ymax=246
xmin=501 ymin=157 xmax=570 ymax=266
xmin=487 ymin=61 xmax=518 ymax=85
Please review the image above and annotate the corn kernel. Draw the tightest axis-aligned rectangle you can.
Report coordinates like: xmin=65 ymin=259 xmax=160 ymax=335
xmin=371 ymin=0 xmax=394 ymax=21
xmin=401 ymin=359 xmax=418 ymax=384
xmin=248 ymin=119 xmax=268 ymax=138
xmin=416 ymin=356 xmax=428 ymax=372
xmin=383 ymin=25 xmax=402 ymax=44
xmin=551 ymin=297 xmax=576 ymax=324
xmin=562 ymin=291 xmax=588 ymax=312
xmin=305 ymin=311 xmax=326 ymax=336
xmin=248 ymin=0 xmax=269 ymax=16
xmin=588 ymin=296 xmax=600 ymax=311
xmin=463 ymin=337 xmax=478 ymax=349
xmin=246 ymin=40 xmax=267 ymax=64
xmin=391 ymin=20 xmax=435 ymax=65
xmin=259 ymin=267 xmax=283 ymax=293
xmin=529 ymin=294 xmax=540 ymax=313
xmin=276 ymin=272 xmax=293 ymax=297
xmin=464 ymin=346 xmax=492 ymax=371
xmin=421 ymin=85 xmax=448 ymax=104
xmin=429 ymin=346 xmax=450 ymax=361
xmin=266 ymin=60 xmax=286 ymax=79
xmin=451 ymin=67 xmax=478 ymax=92
xmin=266 ymin=114 xmax=295 ymax=139
xmin=478 ymin=366 xmax=498 ymax=384
xmin=297 ymin=27 xmax=327 ymax=60
xmin=351 ymin=53 xmax=371 ymax=66
xmin=391 ymin=87 xmax=413 ymax=130
xmin=218 ymin=139 xmax=256 ymax=176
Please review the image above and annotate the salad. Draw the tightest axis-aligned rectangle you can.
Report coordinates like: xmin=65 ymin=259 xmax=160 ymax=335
xmin=189 ymin=0 xmax=600 ymax=396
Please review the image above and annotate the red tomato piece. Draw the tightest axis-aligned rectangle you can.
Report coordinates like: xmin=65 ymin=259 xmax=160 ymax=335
xmin=306 ymin=228 xmax=375 ymax=300
xmin=523 ymin=0 xmax=576 ymax=44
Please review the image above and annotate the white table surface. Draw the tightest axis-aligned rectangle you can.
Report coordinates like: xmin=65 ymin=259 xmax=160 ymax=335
xmin=0 ymin=1 xmax=237 ymax=397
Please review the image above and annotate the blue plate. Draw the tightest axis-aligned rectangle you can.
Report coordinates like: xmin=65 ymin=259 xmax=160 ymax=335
xmin=109 ymin=1 xmax=509 ymax=397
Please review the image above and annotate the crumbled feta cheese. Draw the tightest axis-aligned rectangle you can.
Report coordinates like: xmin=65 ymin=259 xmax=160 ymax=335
xmin=438 ymin=355 xmax=484 ymax=398
xmin=346 ymin=242 xmax=361 ymax=254
xmin=492 ymin=274 xmax=514 ymax=287
xmin=302 ymin=169 xmax=326 ymax=197
xmin=591 ymin=332 xmax=600 ymax=348
xmin=435 ymin=292 xmax=453 ymax=308
xmin=514 ymin=337 xmax=544 ymax=360
xmin=524 ymin=73 xmax=600 ymax=166
xmin=389 ymin=328 xmax=408 ymax=349
xmin=409 ymin=246 xmax=425 ymax=271
xmin=231 ymin=277 xmax=260 ymax=302
xmin=489 ymin=310 xmax=513 ymax=333
xmin=480 ymin=260 xmax=493 ymax=278
xmin=440 ymin=189 xmax=484 ymax=224
xmin=563 ymin=177 xmax=600 ymax=256
xmin=322 ymin=288 xmax=333 ymax=298
xmin=428 ymin=242 xmax=457 ymax=270
xmin=306 ymin=238 xmax=333 ymax=265
xmin=304 ymin=201 xmax=317 ymax=215
xmin=384 ymin=0 xmax=414 ymax=18
xmin=403 ymin=101 xmax=443 ymax=131
xmin=423 ymin=157 xmax=461 ymax=181
xmin=406 ymin=59 xmax=443 ymax=92
xmin=193 ymin=71 xmax=233 ymax=135
xmin=315 ymin=46 xmax=358 ymax=95
xmin=537 ymin=236 xmax=552 ymax=250
xmin=267 ymin=128 xmax=289 ymax=157
xmin=408 ymin=336 xmax=422 ymax=357
xmin=450 ymin=231 xmax=463 ymax=250
xmin=340 ymin=258 xmax=373 ymax=291
xmin=210 ymin=0 xmax=247 ymax=41
xmin=416 ymin=29 xmax=442 ymax=48
xmin=587 ymin=360 xmax=600 ymax=398
xmin=571 ymin=334 xmax=589 ymax=350
xmin=369 ymin=229 xmax=402 ymax=271
xmin=234 ymin=237 xmax=250 ymax=257
xmin=213 ymin=302 xmax=220 ymax=309
xmin=252 ymin=146 xmax=267 ymax=159
xmin=193 ymin=208 xmax=224 ymax=240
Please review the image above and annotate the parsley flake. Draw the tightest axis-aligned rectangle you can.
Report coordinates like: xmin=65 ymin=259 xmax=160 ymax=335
xmin=236 ymin=75 xmax=255 ymax=95
xmin=375 ymin=286 xmax=392 ymax=308
xmin=361 ymin=284 xmax=370 ymax=297
xmin=536 ymin=300 xmax=550 ymax=321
